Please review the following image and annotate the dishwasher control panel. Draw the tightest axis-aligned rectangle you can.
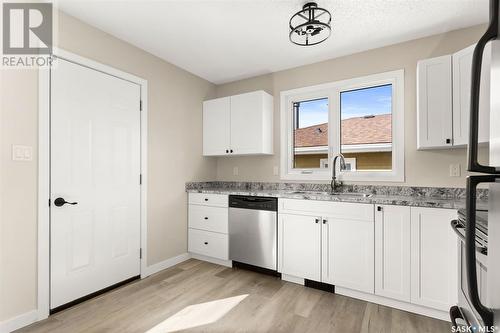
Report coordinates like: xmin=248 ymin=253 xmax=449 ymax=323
xmin=229 ymin=195 xmax=277 ymax=212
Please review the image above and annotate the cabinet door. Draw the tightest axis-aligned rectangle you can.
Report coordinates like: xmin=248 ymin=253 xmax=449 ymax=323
xmin=452 ymin=43 xmax=491 ymax=146
xmin=375 ymin=205 xmax=411 ymax=302
xmin=410 ymin=207 xmax=458 ymax=311
xmin=278 ymin=214 xmax=321 ymax=281
xmin=322 ymin=216 xmax=374 ymax=293
xmin=203 ymin=97 xmax=230 ymax=156
xmin=417 ymin=55 xmax=453 ymax=149
xmin=230 ymin=91 xmax=272 ymax=155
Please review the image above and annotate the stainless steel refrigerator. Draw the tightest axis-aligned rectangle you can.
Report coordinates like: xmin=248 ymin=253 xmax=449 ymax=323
xmin=450 ymin=0 xmax=500 ymax=331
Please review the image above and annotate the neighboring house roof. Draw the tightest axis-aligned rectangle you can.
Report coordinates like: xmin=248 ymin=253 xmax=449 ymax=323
xmin=294 ymin=114 xmax=392 ymax=147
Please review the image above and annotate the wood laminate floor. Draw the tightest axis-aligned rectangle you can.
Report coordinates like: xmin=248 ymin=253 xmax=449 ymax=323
xmin=17 ymin=259 xmax=451 ymax=333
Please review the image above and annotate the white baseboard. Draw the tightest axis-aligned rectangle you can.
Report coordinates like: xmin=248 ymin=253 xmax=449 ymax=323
xmin=335 ymin=287 xmax=450 ymax=322
xmin=281 ymin=274 xmax=305 ymax=285
xmin=189 ymin=253 xmax=232 ymax=267
xmin=142 ymin=252 xmax=190 ymax=277
xmin=0 ymin=310 xmax=38 ymax=333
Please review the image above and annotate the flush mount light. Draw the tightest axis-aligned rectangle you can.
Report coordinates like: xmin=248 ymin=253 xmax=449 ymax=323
xmin=289 ymin=2 xmax=331 ymax=46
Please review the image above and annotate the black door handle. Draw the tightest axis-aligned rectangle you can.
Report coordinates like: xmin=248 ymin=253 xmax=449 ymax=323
xmin=54 ymin=197 xmax=78 ymax=207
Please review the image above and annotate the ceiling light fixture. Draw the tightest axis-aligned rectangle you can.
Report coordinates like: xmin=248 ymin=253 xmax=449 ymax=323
xmin=289 ymin=2 xmax=331 ymax=46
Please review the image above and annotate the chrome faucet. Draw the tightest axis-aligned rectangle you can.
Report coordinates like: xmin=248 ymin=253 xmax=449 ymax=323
xmin=331 ymin=153 xmax=346 ymax=193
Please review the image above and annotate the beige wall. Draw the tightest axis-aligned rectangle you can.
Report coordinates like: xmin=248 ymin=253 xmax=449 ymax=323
xmin=0 ymin=12 xmax=216 ymax=321
xmin=215 ymin=24 xmax=489 ymax=187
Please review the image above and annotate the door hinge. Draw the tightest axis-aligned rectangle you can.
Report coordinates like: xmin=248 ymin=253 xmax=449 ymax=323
xmin=139 ymin=174 xmax=142 ymax=185
xmin=139 ymin=248 xmax=143 ymax=259
xmin=48 ymin=199 xmax=51 ymax=206
xmin=140 ymin=100 xmax=142 ymax=111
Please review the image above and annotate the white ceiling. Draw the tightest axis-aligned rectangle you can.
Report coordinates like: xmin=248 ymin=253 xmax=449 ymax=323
xmin=57 ymin=0 xmax=489 ymax=84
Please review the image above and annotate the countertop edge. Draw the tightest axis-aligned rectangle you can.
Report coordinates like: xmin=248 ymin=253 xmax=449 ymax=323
xmin=186 ymin=189 xmax=468 ymax=210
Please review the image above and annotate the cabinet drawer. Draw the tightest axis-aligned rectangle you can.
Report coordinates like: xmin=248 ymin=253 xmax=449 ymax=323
xmin=188 ymin=229 xmax=228 ymax=260
xmin=189 ymin=205 xmax=228 ymax=233
xmin=279 ymin=199 xmax=373 ymax=221
xmin=189 ymin=193 xmax=228 ymax=207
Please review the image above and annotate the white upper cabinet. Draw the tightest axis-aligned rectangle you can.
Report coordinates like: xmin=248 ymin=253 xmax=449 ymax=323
xmin=410 ymin=207 xmax=458 ymax=311
xmin=417 ymin=44 xmax=491 ymax=150
xmin=375 ymin=205 xmax=411 ymax=302
xmin=230 ymin=91 xmax=273 ymax=155
xmin=417 ymin=55 xmax=453 ymax=149
xmin=202 ymin=90 xmax=273 ymax=156
xmin=203 ymin=97 xmax=231 ymax=156
xmin=452 ymin=43 xmax=491 ymax=146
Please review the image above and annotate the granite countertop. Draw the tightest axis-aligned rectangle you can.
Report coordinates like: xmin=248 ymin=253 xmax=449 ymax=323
xmin=186 ymin=182 xmax=489 ymax=210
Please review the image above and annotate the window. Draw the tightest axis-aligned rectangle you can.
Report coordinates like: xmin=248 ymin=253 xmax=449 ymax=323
xmin=340 ymin=85 xmax=392 ymax=171
xmin=293 ymin=98 xmax=329 ymax=169
xmin=280 ymin=70 xmax=404 ymax=181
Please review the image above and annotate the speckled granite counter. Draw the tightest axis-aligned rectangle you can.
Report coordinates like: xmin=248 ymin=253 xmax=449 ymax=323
xmin=186 ymin=181 xmax=489 ymax=210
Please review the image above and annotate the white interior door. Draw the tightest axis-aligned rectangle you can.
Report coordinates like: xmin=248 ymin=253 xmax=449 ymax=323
xmin=50 ymin=58 xmax=141 ymax=309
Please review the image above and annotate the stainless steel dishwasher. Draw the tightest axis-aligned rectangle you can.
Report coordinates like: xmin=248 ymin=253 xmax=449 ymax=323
xmin=228 ymin=195 xmax=278 ymax=272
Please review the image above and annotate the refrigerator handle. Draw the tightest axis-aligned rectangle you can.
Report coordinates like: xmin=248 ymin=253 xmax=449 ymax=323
xmin=467 ymin=0 xmax=499 ymax=173
xmin=465 ymin=176 xmax=495 ymax=327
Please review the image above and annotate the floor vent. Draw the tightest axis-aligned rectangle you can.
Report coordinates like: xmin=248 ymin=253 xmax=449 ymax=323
xmin=304 ymin=279 xmax=335 ymax=293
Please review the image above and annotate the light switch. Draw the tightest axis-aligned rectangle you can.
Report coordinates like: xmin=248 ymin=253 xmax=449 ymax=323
xmin=12 ymin=145 xmax=33 ymax=161
xmin=233 ymin=166 xmax=239 ymax=176
xmin=273 ymin=166 xmax=279 ymax=176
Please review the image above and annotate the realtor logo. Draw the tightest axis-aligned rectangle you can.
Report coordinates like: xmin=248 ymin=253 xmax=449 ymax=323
xmin=2 ymin=2 xmax=53 ymax=54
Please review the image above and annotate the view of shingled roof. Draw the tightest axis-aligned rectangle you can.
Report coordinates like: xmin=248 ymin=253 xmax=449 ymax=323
xmin=294 ymin=114 xmax=391 ymax=147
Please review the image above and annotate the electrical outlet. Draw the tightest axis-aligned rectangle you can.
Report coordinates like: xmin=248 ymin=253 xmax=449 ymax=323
xmin=233 ymin=166 xmax=239 ymax=176
xmin=12 ymin=145 xmax=33 ymax=161
xmin=273 ymin=166 xmax=279 ymax=176
xmin=449 ymin=163 xmax=461 ymax=177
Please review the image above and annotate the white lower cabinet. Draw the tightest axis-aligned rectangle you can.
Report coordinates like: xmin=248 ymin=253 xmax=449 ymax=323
xmin=322 ymin=217 xmax=374 ymax=294
xmin=188 ymin=229 xmax=228 ymax=260
xmin=410 ymin=207 xmax=458 ymax=311
xmin=375 ymin=205 xmax=411 ymax=302
xmin=278 ymin=199 xmax=374 ymax=293
xmin=277 ymin=198 xmax=459 ymax=319
xmin=279 ymin=214 xmax=321 ymax=281
xmin=188 ymin=193 xmax=229 ymax=261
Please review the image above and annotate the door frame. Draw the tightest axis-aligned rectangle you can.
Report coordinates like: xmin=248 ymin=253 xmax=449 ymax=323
xmin=37 ymin=48 xmax=148 ymax=320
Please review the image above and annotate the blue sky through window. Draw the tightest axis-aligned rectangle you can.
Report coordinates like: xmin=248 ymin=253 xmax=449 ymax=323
xmin=295 ymin=98 xmax=328 ymax=128
xmin=341 ymin=84 xmax=392 ymax=119
xmin=295 ymin=85 xmax=392 ymax=128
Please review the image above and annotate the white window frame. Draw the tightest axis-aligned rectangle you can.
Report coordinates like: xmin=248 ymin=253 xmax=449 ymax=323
xmin=280 ymin=69 xmax=405 ymax=182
